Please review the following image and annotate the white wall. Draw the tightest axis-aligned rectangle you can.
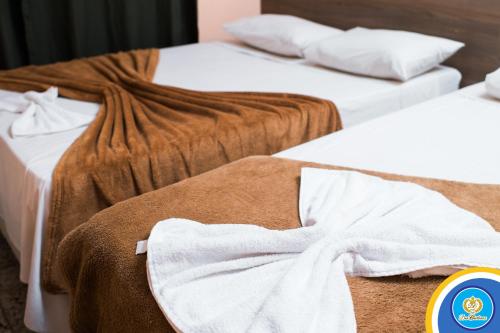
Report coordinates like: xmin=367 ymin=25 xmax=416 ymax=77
xmin=198 ymin=0 xmax=261 ymax=42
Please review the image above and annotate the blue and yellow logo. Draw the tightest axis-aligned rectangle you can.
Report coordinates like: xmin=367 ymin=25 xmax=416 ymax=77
xmin=452 ymin=287 xmax=493 ymax=329
xmin=426 ymin=267 xmax=499 ymax=332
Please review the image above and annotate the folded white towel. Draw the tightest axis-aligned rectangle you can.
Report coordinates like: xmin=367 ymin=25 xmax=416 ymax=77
xmin=485 ymin=68 xmax=500 ymax=99
xmin=145 ymin=168 xmax=500 ymax=333
xmin=0 ymin=87 xmax=94 ymax=137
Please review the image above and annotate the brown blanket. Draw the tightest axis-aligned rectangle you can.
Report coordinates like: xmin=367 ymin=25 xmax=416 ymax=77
xmin=0 ymin=50 xmax=341 ymax=292
xmin=58 ymin=156 xmax=500 ymax=333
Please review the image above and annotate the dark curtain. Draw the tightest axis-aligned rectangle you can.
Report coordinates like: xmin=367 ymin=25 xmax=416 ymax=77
xmin=0 ymin=0 xmax=198 ymax=69
xmin=0 ymin=0 xmax=29 ymax=68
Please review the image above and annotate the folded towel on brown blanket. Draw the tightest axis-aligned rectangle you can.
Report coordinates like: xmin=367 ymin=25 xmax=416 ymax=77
xmin=58 ymin=156 xmax=500 ymax=332
xmin=0 ymin=50 xmax=341 ymax=292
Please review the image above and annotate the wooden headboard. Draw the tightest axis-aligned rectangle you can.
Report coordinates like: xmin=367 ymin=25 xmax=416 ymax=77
xmin=262 ymin=0 xmax=500 ymax=86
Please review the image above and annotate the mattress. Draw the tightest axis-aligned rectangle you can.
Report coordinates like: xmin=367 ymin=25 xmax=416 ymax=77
xmin=0 ymin=41 xmax=460 ymax=332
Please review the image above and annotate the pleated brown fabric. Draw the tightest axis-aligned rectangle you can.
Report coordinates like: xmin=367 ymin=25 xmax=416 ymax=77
xmin=0 ymin=49 xmax=342 ymax=292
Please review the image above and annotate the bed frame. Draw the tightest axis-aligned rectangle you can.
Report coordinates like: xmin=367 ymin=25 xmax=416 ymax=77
xmin=262 ymin=0 xmax=500 ymax=86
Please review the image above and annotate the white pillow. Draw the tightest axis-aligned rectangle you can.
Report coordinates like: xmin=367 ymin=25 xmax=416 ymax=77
xmin=224 ymin=14 xmax=343 ymax=57
xmin=304 ymin=27 xmax=464 ymax=81
xmin=485 ymin=69 xmax=500 ymax=99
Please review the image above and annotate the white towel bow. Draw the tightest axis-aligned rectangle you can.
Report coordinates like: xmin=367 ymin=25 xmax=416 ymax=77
xmin=146 ymin=168 xmax=500 ymax=333
xmin=0 ymin=87 xmax=94 ymax=137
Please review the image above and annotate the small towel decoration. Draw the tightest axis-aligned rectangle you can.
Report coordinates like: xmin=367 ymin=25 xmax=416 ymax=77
xmin=145 ymin=168 xmax=500 ymax=333
xmin=485 ymin=68 xmax=500 ymax=99
xmin=0 ymin=87 xmax=94 ymax=137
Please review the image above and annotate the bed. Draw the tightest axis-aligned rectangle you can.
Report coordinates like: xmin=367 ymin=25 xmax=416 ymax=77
xmin=56 ymin=82 xmax=500 ymax=332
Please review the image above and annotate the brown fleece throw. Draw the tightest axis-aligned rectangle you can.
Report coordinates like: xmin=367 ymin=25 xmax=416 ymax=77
xmin=0 ymin=50 xmax=341 ymax=292
xmin=58 ymin=156 xmax=500 ymax=333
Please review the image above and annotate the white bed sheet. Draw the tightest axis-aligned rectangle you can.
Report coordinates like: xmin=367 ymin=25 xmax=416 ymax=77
xmin=0 ymin=41 xmax=461 ymax=332
xmin=278 ymin=83 xmax=500 ymax=184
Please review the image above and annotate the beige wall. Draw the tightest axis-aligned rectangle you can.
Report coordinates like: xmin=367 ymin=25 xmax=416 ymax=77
xmin=198 ymin=0 xmax=261 ymax=42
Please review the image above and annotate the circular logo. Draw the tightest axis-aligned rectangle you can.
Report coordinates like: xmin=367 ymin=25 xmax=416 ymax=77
xmin=451 ymin=287 xmax=494 ymax=329
xmin=426 ymin=267 xmax=500 ymax=333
